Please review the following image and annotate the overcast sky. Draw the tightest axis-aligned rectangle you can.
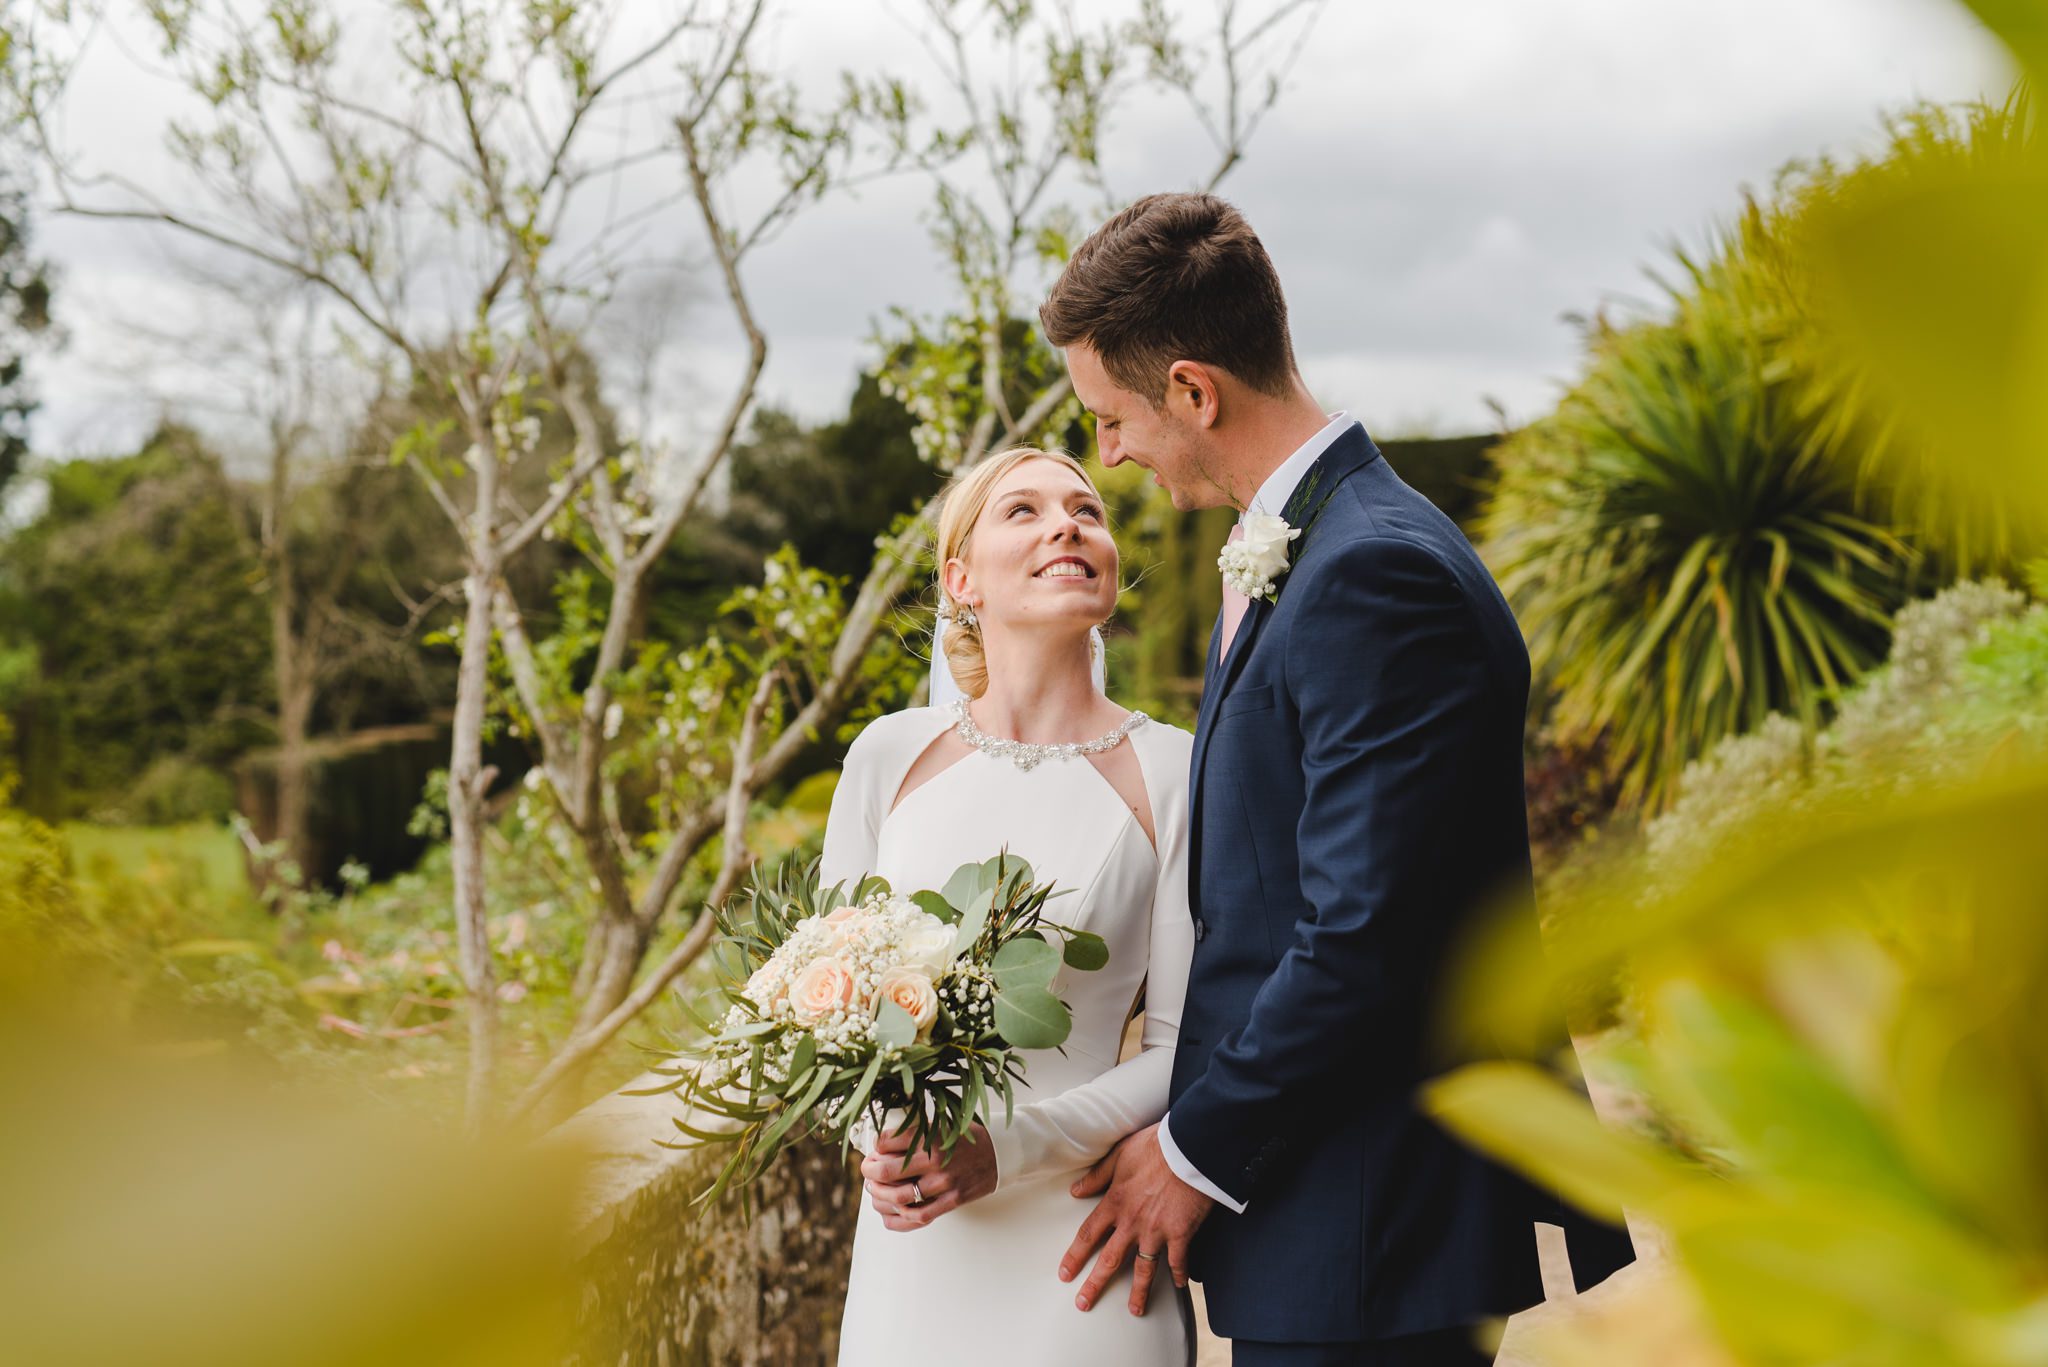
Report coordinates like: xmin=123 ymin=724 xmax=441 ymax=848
xmin=24 ymin=0 xmax=2015 ymax=465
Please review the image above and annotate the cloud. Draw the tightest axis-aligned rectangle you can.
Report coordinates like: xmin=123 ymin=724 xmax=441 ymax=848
xmin=24 ymin=0 xmax=2015 ymax=456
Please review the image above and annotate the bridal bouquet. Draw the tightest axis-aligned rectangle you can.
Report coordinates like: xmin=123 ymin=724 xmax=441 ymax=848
xmin=647 ymin=852 xmax=1106 ymax=1209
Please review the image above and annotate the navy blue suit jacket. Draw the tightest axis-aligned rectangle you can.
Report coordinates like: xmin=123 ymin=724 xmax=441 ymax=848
xmin=1168 ymin=424 xmax=1633 ymax=1343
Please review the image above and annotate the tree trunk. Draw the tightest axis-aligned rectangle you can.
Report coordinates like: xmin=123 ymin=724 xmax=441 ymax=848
xmin=450 ymin=565 xmax=501 ymax=1128
xmin=542 ymin=910 xmax=654 ymax=1123
xmin=265 ymin=463 xmax=318 ymax=893
xmin=274 ymin=666 xmax=318 ymax=884
xmin=574 ymin=909 xmax=654 ymax=1036
xmin=571 ymin=913 xmax=612 ymax=1002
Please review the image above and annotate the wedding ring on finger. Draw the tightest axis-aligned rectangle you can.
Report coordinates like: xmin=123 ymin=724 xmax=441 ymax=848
xmin=1134 ymin=1250 xmax=1159 ymax=1263
xmin=910 ymin=1180 xmax=927 ymax=1206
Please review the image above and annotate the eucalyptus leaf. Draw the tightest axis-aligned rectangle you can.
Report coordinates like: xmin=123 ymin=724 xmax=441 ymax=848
xmin=875 ymin=999 xmax=917 ymax=1050
xmin=993 ymin=984 xmax=1073 ymax=1049
xmin=940 ymin=861 xmax=987 ymax=912
xmin=951 ymin=888 xmax=995 ymax=958
xmin=992 ymin=935 xmax=1060 ymax=988
xmin=984 ymin=853 xmax=1030 ymax=890
xmin=1061 ymin=930 xmax=1109 ymax=971
xmin=978 ymin=856 xmax=1019 ymax=897
xmin=912 ymin=890 xmax=959 ymax=924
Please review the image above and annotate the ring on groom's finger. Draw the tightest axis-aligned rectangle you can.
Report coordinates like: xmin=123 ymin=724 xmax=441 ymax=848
xmin=1134 ymin=1250 xmax=1160 ymax=1262
xmin=910 ymin=1180 xmax=927 ymax=1206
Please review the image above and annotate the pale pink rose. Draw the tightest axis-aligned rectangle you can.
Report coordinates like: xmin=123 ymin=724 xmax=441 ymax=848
xmin=789 ymin=957 xmax=858 ymax=1023
xmin=876 ymin=968 xmax=939 ymax=1034
xmin=824 ymin=905 xmax=871 ymax=946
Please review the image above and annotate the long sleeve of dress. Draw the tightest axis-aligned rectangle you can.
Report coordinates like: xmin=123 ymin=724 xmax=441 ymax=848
xmin=819 ymin=714 xmax=903 ymax=891
xmin=984 ymin=730 xmax=1196 ymax=1189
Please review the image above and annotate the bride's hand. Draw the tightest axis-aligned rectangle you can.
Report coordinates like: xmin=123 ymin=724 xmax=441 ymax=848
xmin=861 ymin=1121 xmax=998 ymax=1231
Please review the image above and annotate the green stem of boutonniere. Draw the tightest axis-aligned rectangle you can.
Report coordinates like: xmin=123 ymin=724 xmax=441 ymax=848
xmin=1257 ymin=458 xmax=1343 ymax=604
xmin=1279 ymin=458 xmax=1341 ymax=540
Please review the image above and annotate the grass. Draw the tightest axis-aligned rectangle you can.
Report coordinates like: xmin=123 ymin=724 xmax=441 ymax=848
xmin=43 ymin=816 xmax=739 ymax=1127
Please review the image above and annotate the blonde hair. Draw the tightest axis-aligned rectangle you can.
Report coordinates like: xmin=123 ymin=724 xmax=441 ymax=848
xmin=935 ymin=447 xmax=1105 ymax=700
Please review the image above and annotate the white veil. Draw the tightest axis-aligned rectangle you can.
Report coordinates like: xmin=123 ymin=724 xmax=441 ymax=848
xmin=927 ymin=617 xmax=1107 ymax=709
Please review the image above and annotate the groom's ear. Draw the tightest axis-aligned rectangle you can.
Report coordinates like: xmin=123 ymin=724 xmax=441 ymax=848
xmin=1165 ymin=360 xmax=1222 ymax=429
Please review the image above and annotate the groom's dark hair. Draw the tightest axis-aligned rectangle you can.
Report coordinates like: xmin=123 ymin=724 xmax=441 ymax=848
xmin=1040 ymin=193 xmax=1298 ymax=405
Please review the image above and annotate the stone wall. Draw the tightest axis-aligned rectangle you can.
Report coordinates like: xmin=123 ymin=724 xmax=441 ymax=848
xmin=548 ymin=1065 xmax=1628 ymax=1365
xmin=552 ymin=1071 xmax=859 ymax=1366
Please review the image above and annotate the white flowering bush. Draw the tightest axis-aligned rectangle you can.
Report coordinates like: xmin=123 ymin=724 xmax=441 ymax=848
xmin=1644 ymin=579 xmax=2034 ymax=880
xmin=647 ymin=852 xmax=1106 ymax=1210
xmin=1826 ymin=576 xmax=2030 ymax=766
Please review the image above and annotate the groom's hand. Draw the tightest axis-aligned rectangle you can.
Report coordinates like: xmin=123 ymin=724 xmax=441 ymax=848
xmin=861 ymin=1121 xmax=997 ymax=1230
xmin=1060 ymin=1122 xmax=1210 ymax=1316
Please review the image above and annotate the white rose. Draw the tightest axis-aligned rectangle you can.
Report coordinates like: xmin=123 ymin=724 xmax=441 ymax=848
xmin=876 ymin=968 xmax=939 ymax=1035
xmin=1237 ymin=512 xmax=1301 ymax=580
xmin=898 ymin=916 xmax=959 ymax=978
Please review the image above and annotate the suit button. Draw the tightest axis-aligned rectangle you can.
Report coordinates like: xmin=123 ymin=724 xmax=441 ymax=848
xmin=1193 ymin=917 xmax=1208 ymax=942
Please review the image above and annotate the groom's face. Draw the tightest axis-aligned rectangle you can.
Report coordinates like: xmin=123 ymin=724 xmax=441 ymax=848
xmin=1066 ymin=343 xmax=1230 ymax=512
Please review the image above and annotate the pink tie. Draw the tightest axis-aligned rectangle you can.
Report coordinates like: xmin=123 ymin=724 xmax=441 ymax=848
xmin=1218 ymin=522 xmax=1250 ymax=661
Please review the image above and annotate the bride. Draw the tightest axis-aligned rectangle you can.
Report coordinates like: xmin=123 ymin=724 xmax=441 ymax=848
xmin=821 ymin=447 xmax=1196 ymax=1366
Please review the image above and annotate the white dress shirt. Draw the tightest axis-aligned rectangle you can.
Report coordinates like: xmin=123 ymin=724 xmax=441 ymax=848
xmin=1246 ymin=411 xmax=1354 ymax=522
xmin=1156 ymin=410 xmax=1356 ymax=1214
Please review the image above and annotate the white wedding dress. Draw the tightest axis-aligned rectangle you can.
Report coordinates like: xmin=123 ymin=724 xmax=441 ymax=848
xmin=821 ymin=703 xmax=1196 ymax=1367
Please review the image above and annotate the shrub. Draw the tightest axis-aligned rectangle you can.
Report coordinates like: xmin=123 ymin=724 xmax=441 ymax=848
xmin=103 ymin=755 xmax=238 ymax=826
xmin=1642 ymin=579 xmax=2038 ymax=895
xmin=1484 ymin=235 xmax=1912 ymax=811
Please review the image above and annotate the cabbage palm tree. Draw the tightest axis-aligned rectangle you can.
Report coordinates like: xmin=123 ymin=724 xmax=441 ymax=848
xmin=1483 ymin=241 xmax=1916 ymax=811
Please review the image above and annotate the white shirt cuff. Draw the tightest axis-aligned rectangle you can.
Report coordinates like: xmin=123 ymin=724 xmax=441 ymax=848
xmin=1158 ymin=1113 xmax=1248 ymax=1214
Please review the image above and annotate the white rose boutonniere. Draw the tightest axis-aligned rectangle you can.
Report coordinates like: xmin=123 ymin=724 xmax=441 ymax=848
xmin=1218 ymin=511 xmax=1302 ymax=602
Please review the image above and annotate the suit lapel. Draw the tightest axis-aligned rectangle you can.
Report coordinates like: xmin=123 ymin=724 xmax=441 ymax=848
xmin=1192 ymin=603 xmax=1228 ymax=735
xmin=1188 ymin=591 xmax=1270 ymax=839
xmin=1185 ymin=424 xmax=1386 ymax=919
xmin=1187 ymin=602 xmax=1229 ymax=919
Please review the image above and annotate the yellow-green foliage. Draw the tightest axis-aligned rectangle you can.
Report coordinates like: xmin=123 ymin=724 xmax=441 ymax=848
xmin=1774 ymin=88 xmax=2042 ymax=576
xmin=1437 ymin=764 xmax=2048 ymax=1367
xmin=0 ymin=807 xmax=77 ymax=987
xmin=1432 ymin=6 xmax=2048 ymax=1361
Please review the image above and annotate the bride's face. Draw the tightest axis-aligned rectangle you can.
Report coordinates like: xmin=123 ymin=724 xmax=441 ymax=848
xmin=947 ymin=458 xmax=1118 ymax=636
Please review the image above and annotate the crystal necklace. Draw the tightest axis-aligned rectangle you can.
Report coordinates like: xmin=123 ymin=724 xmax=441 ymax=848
xmin=951 ymin=698 xmax=1148 ymax=772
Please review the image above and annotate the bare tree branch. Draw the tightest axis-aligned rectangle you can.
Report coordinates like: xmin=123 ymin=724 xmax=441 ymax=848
xmin=506 ymin=664 xmax=780 ymax=1124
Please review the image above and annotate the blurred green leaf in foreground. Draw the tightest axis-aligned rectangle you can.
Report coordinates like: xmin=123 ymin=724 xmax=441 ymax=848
xmin=0 ymin=860 xmax=585 ymax=1367
xmin=1433 ymin=763 xmax=2048 ymax=1365
xmin=1428 ymin=4 xmax=2048 ymax=1363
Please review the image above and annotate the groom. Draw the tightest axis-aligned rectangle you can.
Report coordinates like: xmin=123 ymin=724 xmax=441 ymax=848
xmin=1041 ymin=195 xmax=1633 ymax=1364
